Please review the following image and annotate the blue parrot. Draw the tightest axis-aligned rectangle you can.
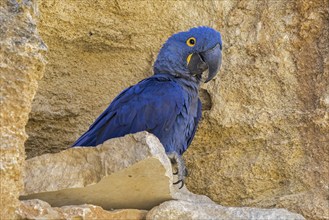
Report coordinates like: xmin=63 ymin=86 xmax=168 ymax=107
xmin=72 ymin=26 xmax=222 ymax=188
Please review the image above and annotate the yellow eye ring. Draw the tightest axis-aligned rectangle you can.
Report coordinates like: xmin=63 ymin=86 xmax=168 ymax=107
xmin=186 ymin=37 xmax=196 ymax=47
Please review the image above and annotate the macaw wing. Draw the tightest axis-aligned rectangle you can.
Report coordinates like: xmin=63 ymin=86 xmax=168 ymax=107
xmin=72 ymin=76 xmax=184 ymax=147
xmin=186 ymin=98 xmax=202 ymax=149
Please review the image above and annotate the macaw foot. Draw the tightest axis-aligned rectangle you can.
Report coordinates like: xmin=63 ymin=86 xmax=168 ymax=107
xmin=167 ymin=152 xmax=188 ymax=189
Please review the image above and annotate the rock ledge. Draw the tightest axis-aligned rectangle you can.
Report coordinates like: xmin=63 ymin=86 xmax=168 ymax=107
xmin=20 ymin=132 xmax=305 ymax=219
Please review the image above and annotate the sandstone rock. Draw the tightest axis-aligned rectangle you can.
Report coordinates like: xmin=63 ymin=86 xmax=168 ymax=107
xmin=17 ymin=199 xmax=147 ymax=220
xmin=19 ymin=131 xmax=305 ymax=220
xmin=24 ymin=0 xmax=328 ymax=219
xmin=147 ymin=200 xmax=305 ymax=220
xmin=275 ymin=189 xmax=329 ymax=220
xmin=183 ymin=2 xmax=329 ymax=219
xmin=0 ymin=0 xmax=46 ymax=218
xmin=20 ymin=132 xmax=211 ymax=210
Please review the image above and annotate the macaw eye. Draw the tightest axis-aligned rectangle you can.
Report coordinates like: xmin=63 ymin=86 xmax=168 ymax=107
xmin=186 ymin=37 xmax=196 ymax=47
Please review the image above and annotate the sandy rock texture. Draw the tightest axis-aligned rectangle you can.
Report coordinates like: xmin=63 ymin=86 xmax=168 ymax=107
xmin=19 ymin=132 xmax=304 ymax=219
xmin=18 ymin=199 xmax=147 ymax=220
xmin=0 ymin=0 xmax=46 ymax=218
xmin=20 ymin=132 xmax=211 ymax=210
xmin=18 ymin=199 xmax=304 ymax=220
xmin=184 ymin=2 xmax=329 ymax=220
xmin=24 ymin=1 xmax=328 ymax=219
xmin=17 ymin=199 xmax=305 ymax=220
xmin=147 ymin=200 xmax=305 ymax=220
xmin=20 ymin=132 xmax=173 ymax=210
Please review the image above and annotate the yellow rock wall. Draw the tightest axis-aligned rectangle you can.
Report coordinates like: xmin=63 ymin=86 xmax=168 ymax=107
xmin=185 ymin=2 xmax=329 ymax=219
xmin=0 ymin=1 xmax=46 ymax=218
xmin=25 ymin=1 xmax=328 ymax=219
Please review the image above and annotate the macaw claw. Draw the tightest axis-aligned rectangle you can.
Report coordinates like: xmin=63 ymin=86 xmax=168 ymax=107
xmin=173 ymin=179 xmax=184 ymax=189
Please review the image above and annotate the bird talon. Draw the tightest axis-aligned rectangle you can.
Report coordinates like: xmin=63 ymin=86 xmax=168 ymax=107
xmin=168 ymin=152 xmax=186 ymax=189
xmin=173 ymin=180 xmax=182 ymax=185
xmin=179 ymin=181 xmax=184 ymax=189
xmin=173 ymin=180 xmax=184 ymax=189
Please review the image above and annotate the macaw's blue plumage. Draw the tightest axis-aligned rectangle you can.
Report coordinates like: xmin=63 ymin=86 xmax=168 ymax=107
xmin=73 ymin=74 xmax=201 ymax=155
xmin=72 ymin=26 xmax=223 ymax=188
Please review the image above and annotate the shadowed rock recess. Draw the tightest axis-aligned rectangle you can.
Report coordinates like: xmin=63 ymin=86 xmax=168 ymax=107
xmin=19 ymin=132 xmax=304 ymax=219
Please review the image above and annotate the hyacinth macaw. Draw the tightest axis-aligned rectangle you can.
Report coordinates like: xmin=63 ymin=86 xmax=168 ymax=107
xmin=72 ymin=26 xmax=222 ymax=188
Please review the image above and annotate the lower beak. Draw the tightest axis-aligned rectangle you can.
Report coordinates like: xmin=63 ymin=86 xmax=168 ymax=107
xmin=187 ymin=44 xmax=222 ymax=83
xmin=200 ymin=44 xmax=222 ymax=83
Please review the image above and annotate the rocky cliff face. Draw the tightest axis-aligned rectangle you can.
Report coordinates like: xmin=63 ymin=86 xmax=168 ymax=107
xmin=185 ymin=2 xmax=329 ymax=220
xmin=0 ymin=1 xmax=46 ymax=218
xmin=24 ymin=1 xmax=328 ymax=219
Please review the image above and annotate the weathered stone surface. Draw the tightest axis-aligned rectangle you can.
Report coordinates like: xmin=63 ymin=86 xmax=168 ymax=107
xmin=0 ymin=0 xmax=46 ymax=219
xmin=24 ymin=0 xmax=328 ymax=219
xmin=183 ymin=2 xmax=329 ymax=220
xmin=19 ymin=132 xmax=304 ymax=220
xmin=275 ymin=189 xmax=329 ymax=220
xmin=20 ymin=132 xmax=211 ymax=210
xmin=17 ymin=199 xmax=147 ymax=220
xmin=147 ymin=200 xmax=305 ymax=220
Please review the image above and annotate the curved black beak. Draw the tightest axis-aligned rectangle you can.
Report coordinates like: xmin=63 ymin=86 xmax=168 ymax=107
xmin=200 ymin=44 xmax=222 ymax=82
xmin=187 ymin=44 xmax=222 ymax=83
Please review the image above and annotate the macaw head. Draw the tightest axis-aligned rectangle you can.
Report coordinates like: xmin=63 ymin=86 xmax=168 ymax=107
xmin=153 ymin=26 xmax=222 ymax=83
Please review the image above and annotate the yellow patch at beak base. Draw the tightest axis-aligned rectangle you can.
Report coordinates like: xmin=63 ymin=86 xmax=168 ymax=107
xmin=187 ymin=54 xmax=193 ymax=65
